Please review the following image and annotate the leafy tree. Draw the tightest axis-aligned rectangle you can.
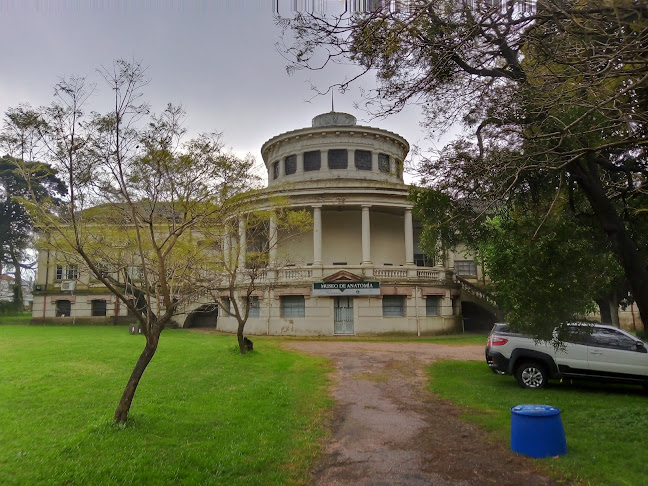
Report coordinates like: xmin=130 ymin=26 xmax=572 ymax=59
xmin=0 ymin=156 xmax=66 ymax=309
xmin=4 ymin=60 xmax=261 ymax=423
xmin=282 ymin=0 xmax=648 ymax=333
xmin=478 ymin=209 xmax=625 ymax=338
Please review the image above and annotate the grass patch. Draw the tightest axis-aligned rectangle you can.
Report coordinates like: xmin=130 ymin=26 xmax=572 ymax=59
xmin=428 ymin=360 xmax=648 ymax=485
xmin=0 ymin=325 xmax=332 ymax=485
xmin=0 ymin=313 xmax=32 ymax=325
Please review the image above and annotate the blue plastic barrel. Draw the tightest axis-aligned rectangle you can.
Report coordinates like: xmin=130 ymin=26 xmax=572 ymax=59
xmin=510 ymin=404 xmax=567 ymax=458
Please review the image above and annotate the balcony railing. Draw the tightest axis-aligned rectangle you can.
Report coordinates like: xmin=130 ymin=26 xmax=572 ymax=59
xmin=246 ymin=265 xmax=453 ymax=285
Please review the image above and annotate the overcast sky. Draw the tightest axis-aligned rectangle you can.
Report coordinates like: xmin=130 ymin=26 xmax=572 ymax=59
xmin=0 ymin=1 xmax=444 ymax=180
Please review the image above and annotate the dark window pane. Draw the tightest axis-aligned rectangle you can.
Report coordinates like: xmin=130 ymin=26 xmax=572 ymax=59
xmin=378 ymin=153 xmax=390 ymax=173
xmin=426 ymin=296 xmax=439 ymax=316
xmin=92 ymin=299 xmax=107 ymax=317
xmin=56 ymin=300 xmax=71 ymax=317
xmin=414 ymin=254 xmax=434 ymax=267
xmin=284 ymin=154 xmax=297 ymax=175
xmin=248 ymin=296 xmax=260 ymax=317
xmin=455 ymin=260 xmax=477 ymax=276
xmin=281 ymin=296 xmax=305 ymax=317
xmin=272 ymin=161 xmax=280 ymax=179
xmin=304 ymin=151 xmax=321 ymax=171
xmin=355 ymin=150 xmax=372 ymax=170
xmin=382 ymin=295 xmax=405 ymax=317
xmin=328 ymin=149 xmax=348 ymax=169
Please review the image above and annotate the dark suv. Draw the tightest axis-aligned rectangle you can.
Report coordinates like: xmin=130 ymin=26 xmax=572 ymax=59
xmin=486 ymin=323 xmax=648 ymax=389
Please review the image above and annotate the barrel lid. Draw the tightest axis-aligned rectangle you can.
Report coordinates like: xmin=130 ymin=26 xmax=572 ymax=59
xmin=511 ymin=404 xmax=561 ymax=416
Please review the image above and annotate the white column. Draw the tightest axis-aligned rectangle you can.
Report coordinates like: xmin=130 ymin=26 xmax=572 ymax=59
xmin=313 ymin=205 xmax=322 ymax=266
xmin=238 ymin=218 xmax=246 ymax=269
xmin=361 ymin=205 xmax=372 ymax=265
xmin=223 ymin=230 xmax=231 ymax=267
xmin=269 ymin=214 xmax=277 ymax=267
xmin=404 ymin=208 xmax=414 ymax=265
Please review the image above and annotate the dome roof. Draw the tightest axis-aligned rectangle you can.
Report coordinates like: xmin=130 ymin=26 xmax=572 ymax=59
xmin=312 ymin=112 xmax=357 ymax=127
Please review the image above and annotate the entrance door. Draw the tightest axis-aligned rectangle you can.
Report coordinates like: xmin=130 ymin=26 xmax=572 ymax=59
xmin=334 ymin=297 xmax=354 ymax=334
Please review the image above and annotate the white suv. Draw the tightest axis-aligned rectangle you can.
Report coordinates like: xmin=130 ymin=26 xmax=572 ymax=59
xmin=485 ymin=323 xmax=648 ymax=389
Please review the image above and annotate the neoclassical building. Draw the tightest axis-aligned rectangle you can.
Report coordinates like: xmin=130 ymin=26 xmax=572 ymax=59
xmin=31 ymin=112 xmax=496 ymax=335
xmin=202 ymin=111 xmax=493 ymax=335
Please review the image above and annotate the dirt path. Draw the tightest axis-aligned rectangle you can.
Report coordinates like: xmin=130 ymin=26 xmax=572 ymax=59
xmin=283 ymin=342 xmax=563 ymax=486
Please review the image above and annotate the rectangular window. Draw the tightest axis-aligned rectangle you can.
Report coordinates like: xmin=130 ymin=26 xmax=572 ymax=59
xmin=91 ymin=299 xmax=107 ymax=317
xmin=378 ymin=153 xmax=390 ymax=173
xmin=66 ymin=265 xmax=78 ymax=279
xmin=273 ymin=161 xmax=280 ymax=179
xmin=354 ymin=150 xmax=372 ymax=170
xmin=55 ymin=299 xmax=71 ymax=317
xmin=304 ymin=150 xmax=321 ymax=171
xmin=56 ymin=264 xmax=78 ymax=280
xmin=328 ymin=149 xmax=348 ymax=169
xmin=455 ymin=260 xmax=477 ymax=276
xmin=426 ymin=296 xmax=439 ymax=316
xmin=248 ymin=296 xmax=260 ymax=317
xmin=221 ymin=297 xmax=231 ymax=316
xmin=414 ymin=254 xmax=434 ymax=267
xmin=281 ymin=295 xmax=305 ymax=317
xmin=284 ymin=154 xmax=297 ymax=175
xmin=382 ymin=295 xmax=405 ymax=317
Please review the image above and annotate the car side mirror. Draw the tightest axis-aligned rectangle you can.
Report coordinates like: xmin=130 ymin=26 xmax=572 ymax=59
xmin=635 ymin=341 xmax=646 ymax=352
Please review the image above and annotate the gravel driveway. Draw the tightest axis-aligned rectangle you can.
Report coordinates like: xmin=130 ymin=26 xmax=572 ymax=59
xmin=283 ymin=341 xmax=562 ymax=486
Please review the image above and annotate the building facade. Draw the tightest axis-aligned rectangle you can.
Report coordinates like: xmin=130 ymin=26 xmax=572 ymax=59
xmin=31 ymin=112 xmax=495 ymax=334
xmin=190 ymin=112 xmax=492 ymax=335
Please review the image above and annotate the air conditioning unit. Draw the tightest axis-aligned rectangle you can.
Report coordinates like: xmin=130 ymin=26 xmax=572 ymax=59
xmin=61 ymin=281 xmax=76 ymax=292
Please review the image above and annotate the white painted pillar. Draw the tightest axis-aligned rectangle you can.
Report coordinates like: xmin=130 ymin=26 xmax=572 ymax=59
xmin=269 ymin=214 xmax=277 ymax=267
xmin=313 ymin=205 xmax=322 ymax=266
xmin=223 ymin=230 xmax=231 ymax=267
xmin=238 ymin=218 xmax=246 ymax=269
xmin=405 ymin=208 xmax=414 ymax=265
xmin=361 ymin=205 xmax=372 ymax=265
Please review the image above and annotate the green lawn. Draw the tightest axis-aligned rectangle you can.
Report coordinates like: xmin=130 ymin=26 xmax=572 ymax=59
xmin=0 ymin=325 xmax=332 ymax=485
xmin=0 ymin=312 xmax=32 ymax=325
xmin=428 ymin=361 xmax=648 ymax=486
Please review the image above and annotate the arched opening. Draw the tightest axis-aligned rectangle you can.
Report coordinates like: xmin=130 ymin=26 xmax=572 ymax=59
xmin=185 ymin=304 xmax=219 ymax=329
xmin=461 ymin=301 xmax=497 ymax=333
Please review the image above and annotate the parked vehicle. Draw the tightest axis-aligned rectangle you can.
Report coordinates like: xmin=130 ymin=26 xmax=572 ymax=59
xmin=485 ymin=322 xmax=648 ymax=389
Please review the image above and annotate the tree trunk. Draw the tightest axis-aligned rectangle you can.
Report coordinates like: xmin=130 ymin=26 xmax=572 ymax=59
xmin=597 ymin=299 xmax=612 ymax=324
xmin=609 ymin=294 xmax=620 ymax=328
xmin=9 ymin=242 xmax=23 ymax=310
xmin=114 ymin=337 xmax=158 ymax=423
xmin=237 ymin=322 xmax=247 ymax=355
xmin=572 ymin=158 xmax=648 ymax=329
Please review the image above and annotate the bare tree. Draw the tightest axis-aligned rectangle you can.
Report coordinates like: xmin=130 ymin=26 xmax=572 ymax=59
xmin=194 ymin=206 xmax=311 ymax=354
xmin=5 ymin=60 xmax=260 ymax=423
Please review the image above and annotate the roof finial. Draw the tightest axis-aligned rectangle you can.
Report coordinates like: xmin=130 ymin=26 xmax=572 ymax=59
xmin=331 ymin=90 xmax=334 ymax=112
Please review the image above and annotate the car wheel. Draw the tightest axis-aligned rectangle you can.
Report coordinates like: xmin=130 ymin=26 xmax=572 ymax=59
xmin=515 ymin=361 xmax=547 ymax=389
